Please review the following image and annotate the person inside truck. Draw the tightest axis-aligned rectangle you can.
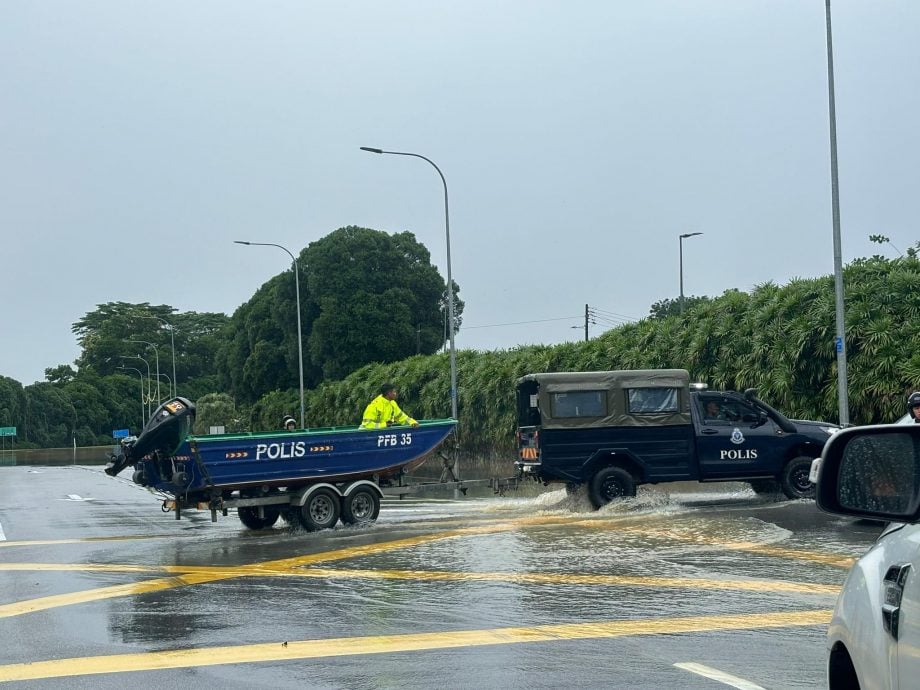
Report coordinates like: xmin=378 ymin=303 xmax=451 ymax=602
xmin=705 ymin=401 xmax=725 ymax=420
xmin=282 ymin=415 xmax=296 ymax=431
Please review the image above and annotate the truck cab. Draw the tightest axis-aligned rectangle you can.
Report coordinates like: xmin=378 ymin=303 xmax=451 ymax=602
xmin=515 ymin=369 xmax=837 ymax=508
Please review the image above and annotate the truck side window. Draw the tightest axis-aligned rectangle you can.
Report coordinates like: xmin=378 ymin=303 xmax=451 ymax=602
xmin=551 ymin=391 xmax=606 ymax=418
xmin=627 ymin=388 xmax=679 ymax=414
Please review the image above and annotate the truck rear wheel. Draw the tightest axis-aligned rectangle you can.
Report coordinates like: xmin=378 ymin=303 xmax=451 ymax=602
xmin=588 ymin=467 xmax=636 ymax=509
xmin=780 ymin=456 xmax=816 ymax=500
xmin=749 ymin=479 xmax=781 ymax=497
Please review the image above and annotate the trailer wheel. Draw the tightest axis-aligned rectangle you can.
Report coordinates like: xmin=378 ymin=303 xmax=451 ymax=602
xmin=298 ymin=488 xmax=341 ymax=531
xmin=237 ymin=506 xmax=280 ymax=530
xmin=341 ymin=488 xmax=381 ymax=525
xmin=279 ymin=507 xmax=299 ymax=525
xmin=780 ymin=456 xmax=816 ymax=500
xmin=588 ymin=466 xmax=636 ymax=509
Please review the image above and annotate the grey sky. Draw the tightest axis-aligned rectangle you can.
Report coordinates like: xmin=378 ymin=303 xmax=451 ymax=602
xmin=1 ymin=1 xmax=916 ymax=386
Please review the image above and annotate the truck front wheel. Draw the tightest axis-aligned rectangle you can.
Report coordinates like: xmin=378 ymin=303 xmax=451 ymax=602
xmin=589 ymin=467 xmax=636 ymax=509
xmin=780 ymin=456 xmax=816 ymax=500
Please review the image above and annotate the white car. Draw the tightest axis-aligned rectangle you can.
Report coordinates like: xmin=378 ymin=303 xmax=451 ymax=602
xmin=814 ymin=421 xmax=920 ymax=689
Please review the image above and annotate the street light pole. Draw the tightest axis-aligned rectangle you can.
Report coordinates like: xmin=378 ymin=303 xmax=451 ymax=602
xmin=150 ymin=316 xmax=177 ymax=398
xmin=678 ymin=232 xmax=703 ymax=314
xmin=360 ymin=146 xmax=458 ymax=423
xmin=824 ymin=0 xmax=849 ymax=426
xmin=118 ymin=365 xmax=145 ymax=430
xmin=130 ymin=339 xmax=160 ymax=403
xmin=124 ymin=355 xmax=151 ymax=420
xmin=234 ymin=241 xmax=305 ymax=428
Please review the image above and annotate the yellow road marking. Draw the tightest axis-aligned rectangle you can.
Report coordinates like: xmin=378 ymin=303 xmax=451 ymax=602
xmin=0 ymin=609 xmax=833 ymax=683
xmin=0 ymin=572 xmax=243 ymax=618
xmin=0 ymin=513 xmax=853 ymax=618
xmin=296 ymin=568 xmax=841 ymax=595
xmin=0 ymin=521 xmax=543 ymax=617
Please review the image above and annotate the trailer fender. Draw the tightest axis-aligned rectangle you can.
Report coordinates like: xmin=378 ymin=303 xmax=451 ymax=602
xmin=293 ymin=482 xmax=342 ymax=507
xmin=341 ymin=479 xmax=383 ymax=500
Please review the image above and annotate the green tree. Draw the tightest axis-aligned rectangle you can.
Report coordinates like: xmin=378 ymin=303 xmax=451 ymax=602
xmin=648 ymin=295 xmax=711 ymax=319
xmin=71 ymin=302 xmax=229 ymax=397
xmin=302 ymin=226 xmax=462 ymax=380
xmin=217 ymin=226 xmax=463 ymax=403
xmin=193 ymin=393 xmax=247 ymax=435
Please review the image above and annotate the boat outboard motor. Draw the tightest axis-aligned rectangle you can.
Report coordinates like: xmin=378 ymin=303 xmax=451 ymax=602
xmin=105 ymin=398 xmax=196 ymax=477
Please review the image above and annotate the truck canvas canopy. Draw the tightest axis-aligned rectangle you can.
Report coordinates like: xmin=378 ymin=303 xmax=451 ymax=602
xmin=516 ymin=369 xmax=692 ymax=429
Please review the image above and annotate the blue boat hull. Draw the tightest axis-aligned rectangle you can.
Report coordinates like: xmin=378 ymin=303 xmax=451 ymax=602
xmin=138 ymin=420 xmax=457 ymax=497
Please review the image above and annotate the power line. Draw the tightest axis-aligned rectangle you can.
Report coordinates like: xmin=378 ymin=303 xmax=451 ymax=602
xmin=463 ymin=315 xmax=581 ymax=330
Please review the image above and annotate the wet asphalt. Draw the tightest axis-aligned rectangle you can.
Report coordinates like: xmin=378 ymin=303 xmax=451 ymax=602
xmin=0 ymin=464 xmax=884 ymax=689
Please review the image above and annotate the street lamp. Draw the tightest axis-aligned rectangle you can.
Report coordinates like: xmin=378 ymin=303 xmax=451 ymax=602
xmin=130 ymin=339 xmax=160 ymax=403
xmin=234 ymin=240 xmax=305 ymax=428
xmin=141 ymin=315 xmax=178 ymax=399
xmin=678 ymin=232 xmax=703 ymax=314
xmin=118 ymin=365 xmax=145 ymax=430
xmin=156 ymin=372 xmax=172 ymax=394
xmin=824 ymin=0 xmax=849 ymax=426
xmin=124 ymin=355 xmax=152 ymax=419
xmin=360 ymin=146 xmax=458 ymax=423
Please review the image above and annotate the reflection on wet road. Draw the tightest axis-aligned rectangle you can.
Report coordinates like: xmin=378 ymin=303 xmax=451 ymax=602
xmin=0 ymin=466 xmax=883 ymax=688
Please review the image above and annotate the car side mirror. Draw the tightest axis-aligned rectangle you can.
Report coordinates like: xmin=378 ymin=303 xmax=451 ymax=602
xmin=815 ymin=424 xmax=920 ymax=522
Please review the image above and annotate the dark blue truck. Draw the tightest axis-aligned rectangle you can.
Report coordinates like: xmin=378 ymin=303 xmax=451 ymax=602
xmin=514 ymin=369 xmax=839 ymax=508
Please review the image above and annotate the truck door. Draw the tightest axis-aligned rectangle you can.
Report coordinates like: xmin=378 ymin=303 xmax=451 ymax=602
xmin=693 ymin=394 xmax=784 ymax=478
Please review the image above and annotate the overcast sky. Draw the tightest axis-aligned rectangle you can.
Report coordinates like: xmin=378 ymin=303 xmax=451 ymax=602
xmin=1 ymin=0 xmax=917 ymax=386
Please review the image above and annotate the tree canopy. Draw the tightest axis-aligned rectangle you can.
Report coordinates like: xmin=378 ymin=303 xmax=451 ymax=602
xmin=217 ymin=226 xmax=464 ymax=402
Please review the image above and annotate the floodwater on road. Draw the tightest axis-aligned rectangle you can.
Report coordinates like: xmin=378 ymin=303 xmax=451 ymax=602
xmin=0 ymin=465 xmax=882 ymax=688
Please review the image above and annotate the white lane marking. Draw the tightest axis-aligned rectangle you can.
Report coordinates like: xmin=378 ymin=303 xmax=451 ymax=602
xmin=674 ymin=663 xmax=765 ymax=690
xmin=60 ymin=494 xmax=96 ymax=502
xmin=0 ymin=522 xmax=5 ymax=541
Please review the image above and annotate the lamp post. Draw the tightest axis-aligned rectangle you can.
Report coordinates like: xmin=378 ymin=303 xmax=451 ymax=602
xmin=156 ymin=372 xmax=172 ymax=394
xmin=678 ymin=232 xmax=703 ymax=314
xmin=824 ymin=0 xmax=849 ymax=426
xmin=234 ymin=241 xmax=305 ymax=428
xmin=118 ymin=365 xmax=145 ymax=430
xmin=142 ymin=315 xmax=177 ymax=398
xmin=130 ymin=339 xmax=160 ymax=403
xmin=360 ymin=146 xmax=458 ymax=423
xmin=124 ymin=355 xmax=152 ymax=419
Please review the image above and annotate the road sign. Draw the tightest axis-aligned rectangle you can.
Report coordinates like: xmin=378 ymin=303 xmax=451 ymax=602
xmin=112 ymin=429 xmax=131 ymax=439
xmin=0 ymin=426 xmax=16 ymax=437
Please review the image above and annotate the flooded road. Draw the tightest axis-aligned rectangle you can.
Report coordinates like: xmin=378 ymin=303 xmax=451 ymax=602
xmin=0 ymin=465 xmax=883 ymax=688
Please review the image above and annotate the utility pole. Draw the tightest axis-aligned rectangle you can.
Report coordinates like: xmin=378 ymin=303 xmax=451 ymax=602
xmin=584 ymin=304 xmax=589 ymax=342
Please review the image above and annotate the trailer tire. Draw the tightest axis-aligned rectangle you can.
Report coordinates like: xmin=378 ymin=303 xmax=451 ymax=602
xmin=780 ymin=456 xmax=816 ymax=500
xmin=588 ymin=466 xmax=636 ymax=509
xmin=341 ymin=488 xmax=381 ymax=525
xmin=237 ymin=506 xmax=280 ymax=530
xmin=298 ymin=488 xmax=341 ymax=531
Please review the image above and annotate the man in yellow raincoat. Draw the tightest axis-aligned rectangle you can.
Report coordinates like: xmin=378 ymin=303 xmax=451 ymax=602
xmin=360 ymin=383 xmax=419 ymax=429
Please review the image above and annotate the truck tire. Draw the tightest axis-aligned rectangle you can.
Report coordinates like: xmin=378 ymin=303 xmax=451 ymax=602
xmin=749 ymin=479 xmax=781 ymax=497
xmin=780 ymin=456 xmax=816 ymax=500
xmin=588 ymin=467 xmax=636 ymax=509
